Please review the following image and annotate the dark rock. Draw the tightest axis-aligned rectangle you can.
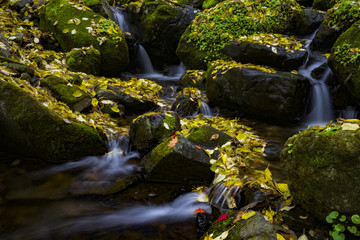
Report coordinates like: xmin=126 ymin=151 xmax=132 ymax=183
xmin=129 ymin=112 xmax=180 ymax=156
xmin=281 ymin=126 xmax=360 ymax=220
xmin=20 ymin=72 xmax=32 ymax=82
xmin=282 ymin=206 xmax=318 ymax=230
xmin=66 ymin=47 xmax=102 ymax=75
xmin=1 ymin=62 xmax=35 ymax=77
xmin=179 ymin=70 xmax=206 ymax=89
xmin=0 ymin=48 xmax=11 ymax=58
xmin=292 ymin=8 xmax=325 ymax=36
xmin=187 ymin=126 xmax=232 ymax=150
xmin=296 ymin=0 xmax=314 ymax=7
xmin=310 ymin=24 xmax=340 ymax=52
xmin=97 ymin=86 xmax=157 ymax=113
xmin=142 ymin=134 xmax=213 ymax=182
xmin=41 ymin=75 xmax=92 ymax=112
xmin=12 ymin=0 xmax=33 ymax=11
xmin=0 ymin=80 xmax=107 ymax=161
xmin=312 ymin=0 xmax=337 ymax=11
xmin=0 ymin=33 xmax=11 ymax=48
xmin=83 ymin=0 xmax=115 ymax=20
xmin=201 ymin=210 xmax=277 ymax=240
xmin=141 ymin=0 xmax=198 ymax=68
xmin=99 ymin=99 xmax=124 ymax=118
xmin=311 ymin=62 xmax=328 ymax=80
xmin=205 ymin=61 xmax=311 ymax=124
xmin=170 ymin=94 xmax=199 ymax=117
xmin=328 ymin=21 xmax=360 ymax=102
xmin=223 ymin=37 xmax=308 ymax=70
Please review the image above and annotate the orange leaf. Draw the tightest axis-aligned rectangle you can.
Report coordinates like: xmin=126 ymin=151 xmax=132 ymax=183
xmin=195 ymin=145 xmax=201 ymax=149
xmin=194 ymin=207 xmax=205 ymax=213
xmin=168 ymin=137 xmax=178 ymax=148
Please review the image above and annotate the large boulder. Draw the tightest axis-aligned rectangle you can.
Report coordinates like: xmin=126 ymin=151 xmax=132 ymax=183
xmin=205 ymin=61 xmax=311 ymax=124
xmin=280 ymin=122 xmax=360 ymax=220
xmin=310 ymin=0 xmax=360 ymax=52
xmin=223 ymin=34 xmax=307 ymax=71
xmin=129 ymin=112 xmax=181 ymax=156
xmin=41 ymin=75 xmax=92 ymax=112
xmin=66 ymin=47 xmax=101 ymax=75
xmin=141 ymin=134 xmax=213 ymax=182
xmin=176 ymin=0 xmax=303 ymax=69
xmin=40 ymin=0 xmax=129 ymax=76
xmin=312 ymin=0 xmax=338 ymax=11
xmin=201 ymin=211 xmax=276 ymax=240
xmin=187 ymin=125 xmax=232 ymax=150
xmin=0 ymin=80 xmax=107 ymax=161
xmin=328 ymin=20 xmax=360 ymax=103
xmin=140 ymin=0 xmax=197 ymax=68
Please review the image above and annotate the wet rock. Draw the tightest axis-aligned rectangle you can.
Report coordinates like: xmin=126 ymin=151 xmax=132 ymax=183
xmin=0 ymin=80 xmax=107 ymax=161
xmin=281 ymin=126 xmax=360 ymax=220
xmin=140 ymin=0 xmax=198 ymax=68
xmin=142 ymin=134 xmax=213 ymax=182
xmin=179 ymin=70 xmax=205 ymax=89
xmin=129 ymin=112 xmax=181 ymax=156
xmin=99 ymin=99 xmax=124 ymax=118
xmin=1 ymin=62 xmax=35 ymax=77
xmin=40 ymin=0 xmax=128 ymax=76
xmin=205 ymin=61 xmax=310 ymax=124
xmin=309 ymin=24 xmax=340 ymax=53
xmin=296 ymin=0 xmax=314 ymax=7
xmin=170 ymin=94 xmax=198 ymax=117
xmin=282 ymin=206 xmax=318 ymax=231
xmin=223 ymin=34 xmax=308 ymax=70
xmin=176 ymin=0 xmax=303 ymax=69
xmin=312 ymin=0 xmax=337 ymax=11
xmin=187 ymin=126 xmax=232 ymax=150
xmin=83 ymin=0 xmax=114 ymax=20
xmin=328 ymin=20 xmax=360 ymax=102
xmin=41 ymin=75 xmax=92 ymax=112
xmin=66 ymin=47 xmax=101 ymax=76
xmin=201 ymin=210 xmax=276 ymax=240
xmin=292 ymin=8 xmax=325 ymax=36
xmin=96 ymin=86 xmax=157 ymax=113
xmin=311 ymin=61 xmax=328 ymax=80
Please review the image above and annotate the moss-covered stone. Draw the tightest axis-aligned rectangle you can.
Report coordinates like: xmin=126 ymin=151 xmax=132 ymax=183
xmin=328 ymin=20 xmax=360 ymax=102
xmin=40 ymin=0 xmax=128 ymax=76
xmin=312 ymin=0 xmax=338 ymax=11
xmin=187 ymin=125 xmax=232 ymax=150
xmin=0 ymin=80 xmax=107 ymax=161
xmin=129 ymin=112 xmax=181 ymax=156
xmin=176 ymin=0 xmax=302 ymax=69
xmin=141 ymin=134 xmax=213 ymax=182
xmin=281 ymin=124 xmax=360 ymax=220
xmin=201 ymin=211 xmax=276 ymax=240
xmin=179 ymin=70 xmax=206 ymax=89
xmin=66 ymin=47 xmax=101 ymax=75
xmin=202 ymin=0 xmax=220 ymax=9
xmin=41 ymin=75 xmax=92 ymax=112
xmin=140 ymin=0 xmax=197 ymax=67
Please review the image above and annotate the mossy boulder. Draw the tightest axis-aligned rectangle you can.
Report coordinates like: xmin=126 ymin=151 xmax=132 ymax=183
xmin=129 ymin=112 xmax=181 ymax=156
xmin=66 ymin=47 xmax=101 ymax=75
xmin=179 ymin=70 xmax=206 ymax=89
xmin=170 ymin=94 xmax=199 ymax=117
xmin=140 ymin=0 xmax=197 ymax=67
xmin=223 ymin=34 xmax=308 ymax=71
xmin=201 ymin=211 xmax=276 ymax=240
xmin=205 ymin=61 xmax=310 ymax=124
xmin=292 ymin=8 xmax=325 ymax=36
xmin=202 ymin=0 xmax=220 ymax=9
xmin=176 ymin=0 xmax=302 ymax=70
xmin=141 ymin=134 xmax=213 ymax=182
xmin=328 ymin=20 xmax=360 ymax=102
xmin=0 ymin=57 xmax=35 ymax=76
xmin=187 ymin=125 xmax=232 ymax=150
xmin=83 ymin=0 xmax=114 ymax=19
xmin=280 ymin=124 xmax=360 ymax=220
xmin=0 ymin=80 xmax=107 ymax=161
xmin=40 ymin=0 xmax=129 ymax=76
xmin=41 ymin=75 xmax=92 ymax=112
xmin=310 ymin=0 xmax=360 ymax=52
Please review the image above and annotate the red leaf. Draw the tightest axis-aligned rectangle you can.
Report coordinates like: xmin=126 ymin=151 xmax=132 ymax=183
xmin=195 ymin=145 xmax=201 ymax=149
xmin=172 ymin=133 xmax=177 ymax=139
xmin=218 ymin=213 xmax=229 ymax=221
xmin=194 ymin=207 xmax=205 ymax=213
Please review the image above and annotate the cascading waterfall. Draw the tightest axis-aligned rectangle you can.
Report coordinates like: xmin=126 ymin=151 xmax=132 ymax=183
xmin=199 ymin=101 xmax=213 ymax=118
xmin=207 ymin=183 xmax=241 ymax=210
xmin=137 ymin=44 xmax=156 ymax=74
xmin=113 ymin=7 xmax=129 ymax=33
xmin=299 ymin=31 xmax=334 ymax=126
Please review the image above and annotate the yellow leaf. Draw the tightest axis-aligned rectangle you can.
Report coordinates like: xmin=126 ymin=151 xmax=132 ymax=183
xmin=111 ymin=105 xmax=120 ymax=113
xmin=276 ymin=233 xmax=286 ymax=240
xmin=341 ymin=122 xmax=359 ymax=131
xmin=63 ymin=29 xmax=69 ymax=33
xmin=91 ymin=98 xmax=98 ymax=107
xmin=241 ymin=210 xmax=256 ymax=220
xmin=204 ymin=233 xmax=213 ymax=240
xmin=72 ymin=90 xmax=82 ymax=98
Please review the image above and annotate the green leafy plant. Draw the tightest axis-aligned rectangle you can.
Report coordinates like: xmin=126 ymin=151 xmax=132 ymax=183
xmin=326 ymin=211 xmax=360 ymax=239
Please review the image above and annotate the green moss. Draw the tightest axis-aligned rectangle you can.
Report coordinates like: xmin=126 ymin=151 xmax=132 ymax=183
xmin=323 ymin=0 xmax=360 ymax=32
xmin=313 ymin=0 xmax=339 ymax=11
xmin=177 ymin=0 xmax=301 ymax=68
xmin=40 ymin=0 xmax=129 ymax=76
xmin=83 ymin=0 xmax=101 ymax=6
xmin=202 ymin=0 xmax=220 ymax=9
xmin=66 ymin=47 xmax=101 ymax=75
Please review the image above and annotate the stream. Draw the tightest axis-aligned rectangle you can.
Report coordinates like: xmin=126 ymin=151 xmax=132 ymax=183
xmin=1 ymin=6 xmax=359 ymax=240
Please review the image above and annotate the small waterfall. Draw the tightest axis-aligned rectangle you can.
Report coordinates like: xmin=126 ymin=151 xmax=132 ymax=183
xmin=207 ymin=183 xmax=241 ymax=210
xmin=113 ymin=7 xmax=129 ymax=33
xmin=137 ymin=44 xmax=156 ymax=74
xmin=299 ymin=31 xmax=334 ymax=126
xmin=340 ymin=106 xmax=358 ymax=119
xmin=199 ymin=101 xmax=213 ymax=118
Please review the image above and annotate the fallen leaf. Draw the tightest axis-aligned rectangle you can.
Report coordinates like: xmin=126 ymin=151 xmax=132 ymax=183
xmin=217 ymin=213 xmax=229 ymax=221
xmin=168 ymin=136 xmax=178 ymax=148
xmin=171 ymin=133 xmax=177 ymax=139
xmin=194 ymin=207 xmax=205 ymax=213
xmin=242 ymin=210 xmax=256 ymax=220
xmin=72 ymin=90 xmax=82 ymax=98
xmin=164 ymin=122 xmax=170 ymax=130
xmin=195 ymin=145 xmax=201 ymax=149
xmin=276 ymin=233 xmax=286 ymax=240
xmin=341 ymin=122 xmax=359 ymax=131
xmin=210 ymin=133 xmax=219 ymax=141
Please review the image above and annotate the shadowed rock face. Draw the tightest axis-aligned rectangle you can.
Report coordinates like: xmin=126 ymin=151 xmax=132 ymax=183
xmin=0 ymin=80 xmax=107 ymax=162
xmin=281 ymin=127 xmax=360 ymax=220
xmin=205 ymin=61 xmax=311 ymax=124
